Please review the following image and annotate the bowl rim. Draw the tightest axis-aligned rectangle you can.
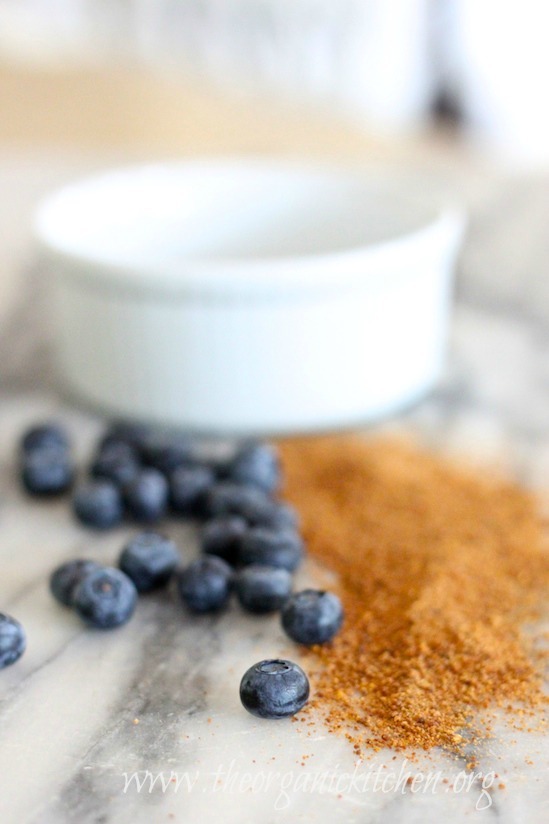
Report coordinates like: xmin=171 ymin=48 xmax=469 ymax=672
xmin=34 ymin=157 xmax=465 ymax=299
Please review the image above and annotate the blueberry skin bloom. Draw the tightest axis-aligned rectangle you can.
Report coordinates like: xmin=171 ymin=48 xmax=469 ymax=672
xmin=119 ymin=531 xmax=179 ymax=592
xmin=73 ymin=567 xmax=138 ymax=629
xmin=177 ymin=556 xmax=232 ymax=613
xmin=0 ymin=613 xmax=26 ymax=669
xmin=124 ymin=468 xmax=168 ymax=523
xmin=170 ymin=464 xmax=215 ymax=517
xmin=281 ymin=589 xmax=343 ymax=645
xmin=21 ymin=446 xmax=74 ymax=496
xmin=20 ymin=422 xmax=69 ymax=454
xmin=50 ymin=559 xmax=101 ymax=606
xmin=239 ymin=527 xmax=304 ymax=572
xmin=235 ymin=565 xmax=292 ymax=614
xmin=73 ymin=480 xmax=123 ymax=529
xmin=201 ymin=516 xmax=248 ymax=565
xmin=240 ymin=659 xmax=309 ymax=719
xmin=229 ymin=443 xmax=281 ymax=494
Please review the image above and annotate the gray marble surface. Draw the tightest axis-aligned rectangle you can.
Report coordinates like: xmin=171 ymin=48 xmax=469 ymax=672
xmin=0 ymin=154 xmax=548 ymax=823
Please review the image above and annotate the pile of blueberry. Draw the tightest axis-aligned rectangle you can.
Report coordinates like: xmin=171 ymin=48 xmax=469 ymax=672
xmin=11 ymin=420 xmax=345 ymax=719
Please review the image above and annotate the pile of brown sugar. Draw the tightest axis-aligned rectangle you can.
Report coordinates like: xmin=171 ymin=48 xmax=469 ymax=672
xmin=279 ymin=435 xmax=549 ymax=755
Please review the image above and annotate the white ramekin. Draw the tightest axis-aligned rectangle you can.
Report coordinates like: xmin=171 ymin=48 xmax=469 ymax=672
xmin=34 ymin=159 xmax=464 ymax=435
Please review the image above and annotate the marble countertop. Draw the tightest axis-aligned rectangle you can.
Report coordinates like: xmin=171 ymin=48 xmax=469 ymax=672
xmin=0 ymin=153 xmax=547 ymax=824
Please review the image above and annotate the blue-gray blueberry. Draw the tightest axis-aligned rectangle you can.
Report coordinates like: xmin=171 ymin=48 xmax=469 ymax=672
xmin=239 ymin=527 xmax=304 ymax=571
xmin=177 ymin=556 xmax=232 ymax=613
xmin=139 ymin=431 xmax=193 ymax=476
xmin=90 ymin=441 xmax=140 ymax=487
xmin=119 ymin=531 xmax=179 ymax=592
xmin=281 ymin=589 xmax=343 ymax=645
xmin=21 ymin=446 xmax=74 ymax=496
xmin=123 ymin=468 xmax=168 ymax=523
xmin=170 ymin=464 xmax=215 ymax=517
xmin=203 ymin=482 xmax=275 ymax=524
xmin=20 ymin=423 xmax=69 ymax=454
xmin=200 ymin=516 xmax=247 ymax=565
xmin=253 ymin=501 xmax=300 ymax=532
xmin=228 ymin=442 xmax=281 ymax=494
xmin=73 ymin=479 xmax=123 ymax=529
xmin=0 ymin=613 xmax=26 ymax=669
xmin=235 ymin=565 xmax=292 ymax=614
xmin=50 ymin=559 xmax=101 ymax=606
xmin=97 ymin=420 xmax=152 ymax=452
xmin=73 ymin=567 xmax=137 ymax=628
xmin=239 ymin=659 xmax=309 ymax=719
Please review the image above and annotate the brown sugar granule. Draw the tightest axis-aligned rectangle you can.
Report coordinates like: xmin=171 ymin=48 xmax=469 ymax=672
xmin=279 ymin=436 xmax=549 ymax=755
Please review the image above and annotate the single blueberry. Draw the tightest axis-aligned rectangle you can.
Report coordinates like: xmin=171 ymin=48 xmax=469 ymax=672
xmin=201 ymin=516 xmax=247 ymax=565
xmin=20 ymin=422 xmax=69 ymax=454
xmin=73 ymin=479 xmax=123 ymax=529
xmin=123 ymin=468 xmax=168 ymax=523
xmin=139 ymin=431 xmax=194 ymax=475
xmin=119 ymin=531 xmax=179 ymax=592
xmin=239 ymin=527 xmax=304 ymax=572
xmin=177 ymin=556 xmax=232 ymax=613
xmin=281 ymin=589 xmax=343 ymax=645
xmin=0 ymin=613 xmax=26 ymax=669
xmin=73 ymin=567 xmax=138 ymax=628
xmin=228 ymin=442 xmax=281 ymax=493
xmin=239 ymin=659 xmax=309 ymax=719
xmin=235 ymin=565 xmax=292 ymax=614
xmin=206 ymin=454 xmax=234 ymax=479
xmin=50 ymin=559 xmax=101 ymax=606
xmin=170 ymin=464 xmax=215 ymax=517
xmin=202 ymin=482 xmax=275 ymax=524
xmin=97 ymin=420 xmax=152 ymax=452
xmin=21 ymin=446 xmax=74 ymax=496
xmin=90 ymin=441 xmax=141 ymax=487
xmin=253 ymin=501 xmax=300 ymax=532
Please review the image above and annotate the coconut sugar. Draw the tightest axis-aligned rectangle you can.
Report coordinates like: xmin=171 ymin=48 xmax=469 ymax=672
xmin=279 ymin=436 xmax=549 ymax=756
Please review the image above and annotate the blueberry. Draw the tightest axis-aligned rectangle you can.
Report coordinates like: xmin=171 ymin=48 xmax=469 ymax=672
xmin=123 ymin=468 xmax=168 ymax=523
xmin=97 ymin=420 xmax=152 ymax=452
xmin=73 ymin=480 xmax=123 ymax=529
xmin=170 ymin=464 xmax=215 ymax=517
xmin=20 ymin=422 xmax=69 ymax=454
xmin=235 ymin=565 xmax=292 ymax=614
xmin=21 ymin=446 xmax=74 ymax=496
xmin=177 ymin=556 xmax=232 ymax=613
xmin=90 ymin=441 xmax=140 ymax=487
xmin=0 ymin=613 xmax=26 ymax=669
xmin=201 ymin=516 xmax=247 ymax=565
xmin=254 ymin=501 xmax=300 ymax=532
xmin=73 ymin=567 xmax=137 ymax=628
xmin=281 ymin=589 xmax=343 ymax=645
xmin=239 ymin=527 xmax=304 ymax=572
xmin=140 ymin=432 xmax=193 ymax=475
xmin=206 ymin=454 xmax=234 ymax=479
xmin=119 ymin=531 xmax=179 ymax=592
xmin=202 ymin=482 xmax=274 ymax=524
xmin=50 ymin=559 xmax=101 ymax=606
xmin=239 ymin=659 xmax=309 ymax=719
xmin=229 ymin=442 xmax=281 ymax=493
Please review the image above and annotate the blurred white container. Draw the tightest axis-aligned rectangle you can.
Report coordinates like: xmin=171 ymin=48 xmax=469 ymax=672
xmin=454 ymin=0 xmax=549 ymax=164
xmin=34 ymin=159 xmax=463 ymax=435
xmin=135 ymin=0 xmax=434 ymax=132
xmin=0 ymin=0 xmax=434 ymax=133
